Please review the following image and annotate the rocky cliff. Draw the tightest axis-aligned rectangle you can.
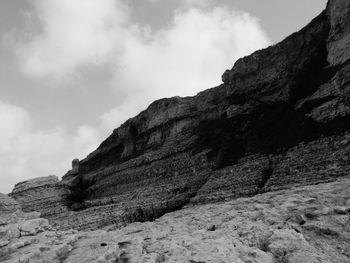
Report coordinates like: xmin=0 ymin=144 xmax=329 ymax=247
xmin=9 ymin=0 xmax=350 ymax=231
xmin=9 ymin=176 xmax=69 ymax=218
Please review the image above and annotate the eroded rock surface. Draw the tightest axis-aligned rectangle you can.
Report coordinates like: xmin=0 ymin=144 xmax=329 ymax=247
xmin=2 ymin=176 xmax=350 ymax=263
xmin=327 ymin=0 xmax=350 ymax=65
xmin=0 ymin=194 xmax=23 ymax=226
xmin=10 ymin=176 xmax=69 ymax=218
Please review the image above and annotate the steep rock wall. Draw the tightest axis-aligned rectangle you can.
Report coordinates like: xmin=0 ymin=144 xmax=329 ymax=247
xmin=10 ymin=0 xmax=350 ymax=230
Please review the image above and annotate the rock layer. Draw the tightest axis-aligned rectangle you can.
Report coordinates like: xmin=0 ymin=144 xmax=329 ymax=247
xmin=10 ymin=176 xmax=69 ymax=217
xmin=10 ymin=0 xmax=350 ymax=231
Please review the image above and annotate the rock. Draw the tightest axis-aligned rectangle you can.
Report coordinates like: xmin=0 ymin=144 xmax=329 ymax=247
xmin=207 ymin=225 xmax=216 ymax=231
xmin=9 ymin=239 xmax=33 ymax=250
xmin=0 ymin=224 xmax=20 ymax=241
xmin=10 ymin=176 xmax=69 ymax=218
xmin=24 ymin=212 xmax=41 ymax=220
xmin=72 ymin=159 xmax=80 ymax=174
xmin=294 ymin=214 xmax=306 ymax=225
xmin=1 ymin=176 xmax=350 ymax=262
xmin=55 ymin=244 xmax=73 ymax=262
xmin=19 ymin=218 xmax=50 ymax=236
xmin=11 ymin=176 xmax=59 ymax=194
xmin=327 ymin=0 xmax=350 ymax=65
xmin=0 ymin=193 xmax=21 ymax=213
xmin=333 ymin=206 xmax=348 ymax=214
xmin=0 ymin=239 xmax=9 ymax=248
xmin=0 ymin=194 xmax=23 ymax=226
xmin=267 ymin=229 xmax=320 ymax=262
xmin=221 ymin=69 xmax=230 ymax=83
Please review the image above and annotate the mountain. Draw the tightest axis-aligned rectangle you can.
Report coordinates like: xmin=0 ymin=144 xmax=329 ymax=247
xmin=8 ymin=0 xmax=350 ymax=233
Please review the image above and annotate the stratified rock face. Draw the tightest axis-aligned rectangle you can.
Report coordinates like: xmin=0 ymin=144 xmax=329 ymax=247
xmin=11 ymin=0 xmax=350 ymax=231
xmin=10 ymin=176 xmax=69 ymax=217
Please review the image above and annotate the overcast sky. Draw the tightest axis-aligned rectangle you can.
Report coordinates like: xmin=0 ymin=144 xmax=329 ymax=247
xmin=0 ymin=0 xmax=327 ymax=193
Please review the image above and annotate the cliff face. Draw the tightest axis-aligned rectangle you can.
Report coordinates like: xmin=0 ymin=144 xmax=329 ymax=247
xmin=9 ymin=176 xmax=69 ymax=217
xmin=10 ymin=0 xmax=350 ymax=230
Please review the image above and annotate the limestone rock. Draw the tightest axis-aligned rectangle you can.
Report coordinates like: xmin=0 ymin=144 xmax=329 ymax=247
xmin=267 ymin=229 xmax=320 ymax=263
xmin=10 ymin=176 xmax=69 ymax=218
xmin=19 ymin=218 xmax=50 ymax=236
xmin=327 ymin=0 xmax=350 ymax=65
xmin=11 ymin=175 xmax=59 ymax=194
xmin=0 ymin=194 xmax=23 ymax=226
xmin=2 ymin=176 xmax=350 ymax=262
xmin=0 ymin=194 xmax=21 ymax=213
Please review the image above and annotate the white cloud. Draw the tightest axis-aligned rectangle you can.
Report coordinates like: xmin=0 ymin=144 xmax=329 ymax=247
xmin=182 ymin=0 xmax=211 ymax=8
xmin=15 ymin=0 xmax=130 ymax=81
xmin=116 ymin=7 xmax=270 ymax=96
xmin=14 ymin=0 xmax=270 ymax=92
xmin=147 ymin=0 xmax=210 ymax=8
xmin=0 ymin=101 xmax=101 ymax=193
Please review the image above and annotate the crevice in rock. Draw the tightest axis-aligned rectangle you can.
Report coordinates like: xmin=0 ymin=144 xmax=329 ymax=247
xmin=120 ymin=200 xmax=187 ymax=225
xmin=258 ymin=167 xmax=274 ymax=190
xmin=256 ymin=158 xmax=278 ymax=194
xmin=66 ymin=175 xmax=94 ymax=211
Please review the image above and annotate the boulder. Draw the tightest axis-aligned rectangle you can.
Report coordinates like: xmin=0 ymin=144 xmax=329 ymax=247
xmin=19 ymin=218 xmax=50 ymax=236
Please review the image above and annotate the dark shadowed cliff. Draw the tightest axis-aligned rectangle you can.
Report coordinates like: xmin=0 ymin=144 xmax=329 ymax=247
xmin=9 ymin=0 xmax=350 ymax=231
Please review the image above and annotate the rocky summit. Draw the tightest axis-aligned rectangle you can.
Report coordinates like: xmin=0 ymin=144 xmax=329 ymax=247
xmin=2 ymin=0 xmax=350 ymax=262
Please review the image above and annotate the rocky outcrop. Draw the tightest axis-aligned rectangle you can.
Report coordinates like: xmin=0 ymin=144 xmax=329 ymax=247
xmin=2 ymin=175 xmax=350 ymax=262
xmin=327 ymin=0 xmax=350 ymax=65
xmin=0 ymin=194 xmax=21 ymax=214
xmin=0 ymin=193 xmax=72 ymax=263
xmin=9 ymin=0 xmax=350 ymax=231
xmin=0 ymin=194 xmax=23 ymax=226
xmin=10 ymin=176 xmax=69 ymax=217
xmin=0 ymin=193 xmax=48 ymax=259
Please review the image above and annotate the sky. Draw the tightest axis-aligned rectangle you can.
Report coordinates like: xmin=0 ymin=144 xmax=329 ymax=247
xmin=0 ymin=0 xmax=327 ymax=193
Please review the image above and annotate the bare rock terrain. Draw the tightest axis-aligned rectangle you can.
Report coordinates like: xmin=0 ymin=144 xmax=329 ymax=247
xmin=1 ymin=176 xmax=350 ymax=262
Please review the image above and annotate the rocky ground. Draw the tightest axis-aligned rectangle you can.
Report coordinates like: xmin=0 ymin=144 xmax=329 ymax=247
xmin=1 ymin=176 xmax=350 ymax=263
